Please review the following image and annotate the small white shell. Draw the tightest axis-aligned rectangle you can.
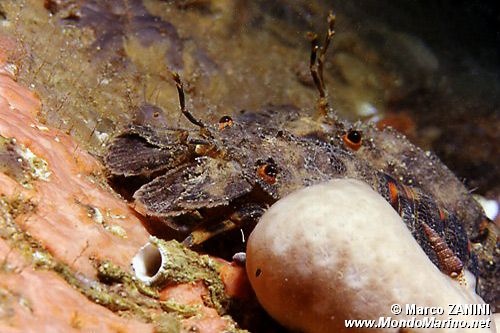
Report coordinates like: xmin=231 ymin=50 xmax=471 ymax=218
xmin=131 ymin=237 xmax=169 ymax=286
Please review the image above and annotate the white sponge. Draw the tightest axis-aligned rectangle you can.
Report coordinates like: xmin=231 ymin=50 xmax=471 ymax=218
xmin=246 ymin=179 xmax=494 ymax=333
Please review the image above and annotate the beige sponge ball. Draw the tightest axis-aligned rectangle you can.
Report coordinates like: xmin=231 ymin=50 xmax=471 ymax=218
xmin=246 ymin=179 xmax=494 ymax=333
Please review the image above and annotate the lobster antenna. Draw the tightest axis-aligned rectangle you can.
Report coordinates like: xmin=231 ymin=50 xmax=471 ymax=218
xmin=318 ymin=12 xmax=336 ymax=90
xmin=308 ymin=32 xmax=325 ymax=99
xmin=309 ymin=11 xmax=336 ymax=117
xmin=171 ymin=72 xmax=206 ymax=128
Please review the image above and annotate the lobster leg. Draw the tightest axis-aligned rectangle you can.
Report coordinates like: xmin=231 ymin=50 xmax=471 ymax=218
xmin=182 ymin=204 xmax=265 ymax=247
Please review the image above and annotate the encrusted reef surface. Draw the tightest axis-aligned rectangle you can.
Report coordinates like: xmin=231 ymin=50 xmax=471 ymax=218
xmin=0 ymin=36 xmax=251 ymax=332
xmin=0 ymin=0 xmax=498 ymax=332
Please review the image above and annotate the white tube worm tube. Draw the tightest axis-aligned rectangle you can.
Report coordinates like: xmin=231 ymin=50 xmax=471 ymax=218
xmin=131 ymin=236 xmax=169 ymax=286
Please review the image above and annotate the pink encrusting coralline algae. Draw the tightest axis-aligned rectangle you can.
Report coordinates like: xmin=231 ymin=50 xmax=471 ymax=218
xmin=0 ymin=35 xmax=248 ymax=333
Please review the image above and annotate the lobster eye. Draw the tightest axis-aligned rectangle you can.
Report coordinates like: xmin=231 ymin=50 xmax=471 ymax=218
xmin=343 ymin=130 xmax=362 ymax=150
xmin=218 ymin=115 xmax=234 ymax=130
xmin=257 ymin=159 xmax=278 ymax=184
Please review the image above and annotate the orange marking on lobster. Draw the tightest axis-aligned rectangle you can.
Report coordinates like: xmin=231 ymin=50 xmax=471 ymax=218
xmin=438 ymin=208 xmax=445 ymax=221
xmin=401 ymin=184 xmax=417 ymax=201
xmin=388 ymin=181 xmax=399 ymax=205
